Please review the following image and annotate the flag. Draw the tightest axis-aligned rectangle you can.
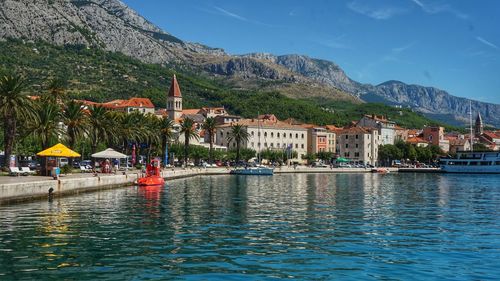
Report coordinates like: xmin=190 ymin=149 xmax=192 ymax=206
xmin=132 ymin=144 xmax=136 ymax=166
xmin=164 ymin=145 xmax=169 ymax=166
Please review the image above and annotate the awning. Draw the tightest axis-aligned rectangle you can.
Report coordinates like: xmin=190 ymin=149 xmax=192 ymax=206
xmin=336 ymin=157 xmax=350 ymax=162
xmin=91 ymin=148 xmax=127 ymax=159
xmin=37 ymin=143 xmax=81 ymax=158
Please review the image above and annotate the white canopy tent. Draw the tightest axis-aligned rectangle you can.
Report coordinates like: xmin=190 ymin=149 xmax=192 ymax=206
xmin=91 ymin=148 xmax=127 ymax=159
xmin=91 ymin=148 xmax=128 ymax=172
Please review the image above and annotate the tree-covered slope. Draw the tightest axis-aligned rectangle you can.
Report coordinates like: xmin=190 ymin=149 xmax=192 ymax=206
xmin=0 ymin=39 xmax=458 ymax=129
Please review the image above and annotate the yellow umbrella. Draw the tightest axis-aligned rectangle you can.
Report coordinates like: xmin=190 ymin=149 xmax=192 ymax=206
xmin=37 ymin=143 xmax=81 ymax=158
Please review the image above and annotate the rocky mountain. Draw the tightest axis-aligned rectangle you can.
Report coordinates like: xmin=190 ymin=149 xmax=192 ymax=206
xmin=0 ymin=0 xmax=498 ymax=127
xmin=0 ymin=0 xmax=224 ymax=64
xmin=241 ymin=53 xmax=500 ymax=127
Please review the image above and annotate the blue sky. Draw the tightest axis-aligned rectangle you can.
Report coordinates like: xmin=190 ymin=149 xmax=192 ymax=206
xmin=122 ymin=0 xmax=499 ymax=104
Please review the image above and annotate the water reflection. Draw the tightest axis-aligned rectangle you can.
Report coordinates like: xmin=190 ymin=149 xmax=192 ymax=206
xmin=0 ymin=174 xmax=499 ymax=280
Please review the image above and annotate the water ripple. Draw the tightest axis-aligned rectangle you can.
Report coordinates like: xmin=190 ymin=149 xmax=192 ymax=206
xmin=0 ymin=173 xmax=500 ymax=280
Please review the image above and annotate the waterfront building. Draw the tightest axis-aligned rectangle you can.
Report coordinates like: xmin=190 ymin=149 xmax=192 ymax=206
xmin=407 ymin=136 xmax=429 ymax=147
xmin=300 ymin=125 xmax=336 ymax=155
xmin=78 ymin=97 xmax=155 ymax=114
xmin=448 ymin=138 xmax=472 ymax=154
xmin=215 ymin=115 xmax=242 ymax=125
xmin=423 ymin=126 xmax=450 ymax=152
xmin=336 ymin=127 xmax=380 ymax=166
xmin=394 ymin=126 xmax=409 ymax=142
xmin=215 ymin=118 xmax=308 ymax=162
xmin=357 ymin=114 xmax=396 ymax=145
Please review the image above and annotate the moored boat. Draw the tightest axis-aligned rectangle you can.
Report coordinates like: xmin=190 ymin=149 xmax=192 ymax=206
xmin=137 ymin=159 xmax=165 ymax=186
xmin=371 ymin=168 xmax=390 ymax=174
xmin=440 ymin=151 xmax=500 ymax=174
xmin=230 ymin=166 xmax=274 ymax=175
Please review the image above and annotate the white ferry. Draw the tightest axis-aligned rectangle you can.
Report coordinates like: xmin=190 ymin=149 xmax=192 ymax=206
xmin=440 ymin=151 xmax=500 ymax=174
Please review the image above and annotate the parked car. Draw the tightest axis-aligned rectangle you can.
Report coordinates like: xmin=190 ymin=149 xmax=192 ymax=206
xmin=337 ymin=163 xmax=352 ymax=168
xmin=19 ymin=160 xmax=39 ymax=170
xmin=312 ymin=161 xmax=328 ymax=168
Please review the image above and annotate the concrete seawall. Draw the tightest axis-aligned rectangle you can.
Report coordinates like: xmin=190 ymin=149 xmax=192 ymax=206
xmin=0 ymin=168 xmax=230 ymax=205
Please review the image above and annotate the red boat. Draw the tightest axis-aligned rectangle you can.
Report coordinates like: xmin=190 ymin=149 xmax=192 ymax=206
xmin=137 ymin=159 xmax=165 ymax=186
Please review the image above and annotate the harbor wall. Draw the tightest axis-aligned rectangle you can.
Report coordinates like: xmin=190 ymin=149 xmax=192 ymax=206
xmin=0 ymin=168 xmax=230 ymax=205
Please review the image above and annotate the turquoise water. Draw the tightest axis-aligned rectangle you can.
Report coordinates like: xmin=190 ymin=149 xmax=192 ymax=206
xmin=1 ymin=173 xmax=500 ymax=280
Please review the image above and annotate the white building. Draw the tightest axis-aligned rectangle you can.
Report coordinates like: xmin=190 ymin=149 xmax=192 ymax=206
xmin=216 ymin=118 xmax=308 ymax=162
xmin=357 ymin=114 xmax=396 ymax=145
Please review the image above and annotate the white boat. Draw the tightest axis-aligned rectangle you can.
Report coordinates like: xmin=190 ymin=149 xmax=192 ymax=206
xmin=440 ymin=151 xmax=500 ymax=174
xmin=230 ymin=166 xmax=274 ymax=175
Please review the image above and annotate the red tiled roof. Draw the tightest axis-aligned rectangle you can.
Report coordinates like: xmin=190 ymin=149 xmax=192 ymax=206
xmin=407 ymin=137 xmax=428 ymax=144
xmin=483 ymin=131 xmax=500 ymax=140
xmin=182 ymin=109 xmax=202 ymax=115
xmin=168 ymin=74 xmax=182 ymax=97
xmin=325 ymin=125 xmax=342 ymax=132
xmin=120 ymin=98 xmax=154 ymax=108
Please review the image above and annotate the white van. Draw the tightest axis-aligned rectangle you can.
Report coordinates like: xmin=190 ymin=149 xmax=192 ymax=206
xmin=59 ymin=158 xmax=69 ymax=167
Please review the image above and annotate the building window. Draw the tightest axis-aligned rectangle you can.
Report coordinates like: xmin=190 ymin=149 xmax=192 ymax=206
xmin=277 ymin=133 xmax=280 ymax=138
xmin=295 ymin=133 xmax=298 ymax=138
xmin=290 ymin=133 xmax=292 ymax=138
xmin=345 ymin=144 xmax=349 ymax=148
xmin=356 ymin=135 xmax=359 ymax=139
xmin=271 ymin=132 xmax=274 ymax=137
xmin=301 ymin=133 xmax=304 ymax=139
xmin=264 ymin=143 xmax=268 ymax=147
xmin=345 ymin=135 xmax=348 ymax=139
xmin=354 ymin=152 xmax=360 ymax=157
xmin=301 ymin=144 xmax=304 ymax=149
xmin=251 ymin=131 xmax=254 ymax=136
xmin=270 ymin=143 xmax=274 ymax=147
xmin=356 ymin=144 xmax=359 ymax=148
xmin=295 ymin=144 xmax=298 ymax=149
xmin=264 ymin=132 xmax=267 ymax=137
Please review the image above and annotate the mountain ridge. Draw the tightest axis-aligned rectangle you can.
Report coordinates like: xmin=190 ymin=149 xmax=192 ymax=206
xmin=0 ymin=0 xmax=498 ymax=126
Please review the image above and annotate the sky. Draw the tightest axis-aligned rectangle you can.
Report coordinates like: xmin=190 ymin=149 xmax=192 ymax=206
xmin=122 ymin=0 xmax=500 ymax=104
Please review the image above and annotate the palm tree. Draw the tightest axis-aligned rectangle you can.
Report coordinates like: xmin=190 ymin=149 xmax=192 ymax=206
xmin=226 ymin=124 xmax=249 ymax=162
xmin=43 ymin=77 xmax=67 ymax=104
xmin=88 ymin=106 xmax=111 ymax=154
xmin=143 ymin=113 xmax=161 ymax=162
xmin=30 ymin=102 xmax=63 ymax=149
xmin=159 ymin=116 xmax=175 ymax=165
xmin=179 ymin=117 xmax=199 ymax=167
xmin=62 ymin=100 xmax=88 ymax=148
xmin=202 ymin=117 xmax=217 ymax=164
xmin=62 ymin=101 xmax=88 ymax=166
xmin=0 ymin=74 xmax=33 ymax=169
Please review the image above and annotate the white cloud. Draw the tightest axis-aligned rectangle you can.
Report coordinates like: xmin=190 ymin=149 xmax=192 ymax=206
xmin=213 ymin=6 xmax=247 ymax=22
xmin=409 ymin=0 xmax=469 ymax=20
xmin=476 ymin=36 xmax=499 ymax=50
xmin=347 ymin=1 xmax=405 ymax=20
